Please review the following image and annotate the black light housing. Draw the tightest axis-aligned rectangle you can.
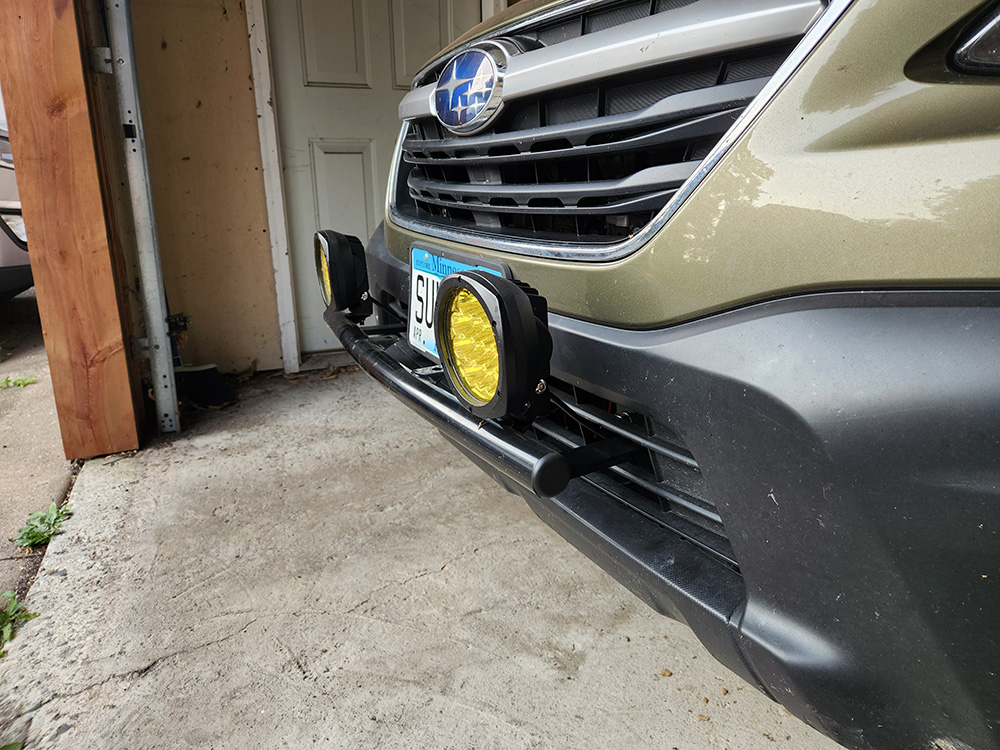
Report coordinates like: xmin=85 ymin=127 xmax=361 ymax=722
xmin=954 ymin=5 xmax=1000 ymax=73
xmin=907 ymin=3 xmax=1000 ymax=83
xmin=314 ymin=230 xmax=372 ymax=320
xmin=434 ymin=269 xmax=552 ymax=423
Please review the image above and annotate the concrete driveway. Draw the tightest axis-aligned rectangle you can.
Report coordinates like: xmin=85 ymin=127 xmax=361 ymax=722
xmin=0 ymin=370 xmax=841 ymax=749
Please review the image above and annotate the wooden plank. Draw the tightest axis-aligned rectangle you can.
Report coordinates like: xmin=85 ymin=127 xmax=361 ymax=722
xmin=246 ymin=0 xmax=301 ymax=372
xmin=77 ymin=0 xmax=148 ymax=438
xmin=0 ymin=0 xmax=140 ymax=458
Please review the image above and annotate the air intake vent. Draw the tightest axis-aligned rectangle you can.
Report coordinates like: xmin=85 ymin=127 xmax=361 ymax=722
xmin=535 ymin=380 xmax=738 ymax=570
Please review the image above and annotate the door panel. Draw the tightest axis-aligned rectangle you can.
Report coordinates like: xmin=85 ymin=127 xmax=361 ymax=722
xmin=390 ymin=0 xmax=482 ymax=89
xmin=311 ymin=138 xmax=378 ymax=244
xmin=268 ymin=0 xmax=482 ymax=354
xmin=300 ymin=0 xmax=371 ymax=87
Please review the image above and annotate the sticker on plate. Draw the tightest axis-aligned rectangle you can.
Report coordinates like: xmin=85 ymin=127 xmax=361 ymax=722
xmin=408 ymin=247 xmax=502 ymax=359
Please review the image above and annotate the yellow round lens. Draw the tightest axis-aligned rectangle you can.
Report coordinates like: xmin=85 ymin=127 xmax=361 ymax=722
xmin=445 ymin=288 xmax=499 ymax=404
xmin=318 ymin=249 xmax=333 ymax=305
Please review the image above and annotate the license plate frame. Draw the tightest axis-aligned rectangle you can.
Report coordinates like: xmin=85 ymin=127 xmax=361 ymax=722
xmin=408 ymin=246 xmax=508 ymax=361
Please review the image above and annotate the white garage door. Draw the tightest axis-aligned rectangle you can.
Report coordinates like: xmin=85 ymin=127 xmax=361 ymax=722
xmin=267 ymin=0 xmax=484 ymax=354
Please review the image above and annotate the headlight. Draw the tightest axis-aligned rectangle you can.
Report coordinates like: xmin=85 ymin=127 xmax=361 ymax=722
xmin=954 ymin=6 xmax=1000 ymax=73
xmin=0 ymin=137 xmax=13 ymax=168
xmin=1 ymin=213 xmax=26 ymax=244
xmin=435 ymin=270 xmax=551 ymax=422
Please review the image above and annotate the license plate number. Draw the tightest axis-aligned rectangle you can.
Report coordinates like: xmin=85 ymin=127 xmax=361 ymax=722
xmin=408 ymin=247 xmax=502 ymax=359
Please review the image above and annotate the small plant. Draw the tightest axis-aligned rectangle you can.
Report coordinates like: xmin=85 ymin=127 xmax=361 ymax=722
xmin=0 ymin=591 xmax=36 ymax=657
xmin=0 ymin=376 xmax=36 ymax=389
xmin=13 ymin=502 xmax=72 ymax=549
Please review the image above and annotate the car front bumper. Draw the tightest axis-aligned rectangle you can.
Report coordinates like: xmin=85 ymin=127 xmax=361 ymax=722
xmin=327 ymin=225 xmax=1000 ymax=750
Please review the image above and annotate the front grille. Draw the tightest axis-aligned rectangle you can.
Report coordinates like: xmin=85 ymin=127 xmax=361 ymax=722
xmin=518 ymin=0 xmax=699 ymax=48
xmin=392 ymin=0 xmax=824 ymax=248
xmin=536 ymin=380 xmax=737 ymax=570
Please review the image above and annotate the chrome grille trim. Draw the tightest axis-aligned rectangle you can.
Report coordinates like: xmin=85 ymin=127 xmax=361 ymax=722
xmin=409 ymin=162 xmax=697 ymax=215
xmin=412 ymin=0 xmax=685 ymax=88
xmin=387 ymin=0 xmax=856 ymax=261
xmin=403 ymin=83 xmax=757 ymax=163
xmin=399 ymin=0 xmax=823 ymax=121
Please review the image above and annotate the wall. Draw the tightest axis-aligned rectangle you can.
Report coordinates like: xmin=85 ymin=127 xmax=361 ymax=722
xmin=132 ymin=0 xmax=281 ymax=373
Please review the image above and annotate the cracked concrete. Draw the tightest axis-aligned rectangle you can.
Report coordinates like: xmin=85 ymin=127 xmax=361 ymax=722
xmin=0 ymin=371 xmax=841 ymax=749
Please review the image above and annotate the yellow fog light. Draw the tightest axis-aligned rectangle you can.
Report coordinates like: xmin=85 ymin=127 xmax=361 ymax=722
xmin=435 ymin=270 xmax=552 ymax=422
xmin=443 ymin=288 xmax=500 ymax=403
xmin=313 ymin=230 xmax=372 ymax=319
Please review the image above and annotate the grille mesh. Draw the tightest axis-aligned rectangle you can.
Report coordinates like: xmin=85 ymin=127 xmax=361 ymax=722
xmin=536 ymin=380 xmax=737 ymax=570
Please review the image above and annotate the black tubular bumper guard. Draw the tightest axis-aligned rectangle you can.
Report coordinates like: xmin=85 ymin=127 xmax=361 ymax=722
xmin=325 ymin=308 xmax=573 ymax=497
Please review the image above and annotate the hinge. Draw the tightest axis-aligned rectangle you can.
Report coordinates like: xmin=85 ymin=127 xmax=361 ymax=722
xmin=89 ymin=46 xmax=113 ymax=75
xmin=167 ymin=314 xmax=189 ymax=334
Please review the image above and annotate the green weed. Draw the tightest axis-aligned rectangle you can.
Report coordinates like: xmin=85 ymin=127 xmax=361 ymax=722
xmin=0 ymin=591 xmax=36 ymax=657
xmin=0 ymin=376 xmax=36 ymax=388
xmin=13 ymin=502 xmax=72 ymax=549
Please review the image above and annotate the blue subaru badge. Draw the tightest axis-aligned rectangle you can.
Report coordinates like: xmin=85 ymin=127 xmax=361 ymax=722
xmin=433 ymin=46 xmax=506 ymax=135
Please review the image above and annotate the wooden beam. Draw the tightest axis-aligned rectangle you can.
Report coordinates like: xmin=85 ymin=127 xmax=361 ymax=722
xmin=76 ymin=0 xmax=147 ymax=440
xmin=0 ymin=0 xmax=140 ymax=458
xmin=246 ymin=0 xmax=301 ymax=373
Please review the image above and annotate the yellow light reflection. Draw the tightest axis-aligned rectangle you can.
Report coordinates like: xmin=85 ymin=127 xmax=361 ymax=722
xmin=319 ymin=250 xmax=332 ymax=305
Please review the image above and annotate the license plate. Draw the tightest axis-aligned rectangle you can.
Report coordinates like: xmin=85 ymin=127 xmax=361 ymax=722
xmin=408 ymin=247 xmax=503 ymax=359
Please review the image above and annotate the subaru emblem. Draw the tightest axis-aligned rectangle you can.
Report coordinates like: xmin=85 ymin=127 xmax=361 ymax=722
xmin=433 ymin=42 xmax=512 ymax=135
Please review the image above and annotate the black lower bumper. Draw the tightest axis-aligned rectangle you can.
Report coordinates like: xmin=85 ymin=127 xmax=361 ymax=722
xmin=325 ymin=304 xmax=757 ymax=693
xmin=331 ymin=225 xmax=1000 ymax=750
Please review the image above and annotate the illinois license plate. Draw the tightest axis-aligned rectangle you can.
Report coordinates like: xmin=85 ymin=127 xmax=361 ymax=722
xmin=408 ymin=247 xmax=503 ymax=359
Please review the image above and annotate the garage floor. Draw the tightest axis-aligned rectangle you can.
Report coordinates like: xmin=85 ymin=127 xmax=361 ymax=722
xmin=0 ymin=371 xmax=841 ymax=749
xmin=0 ymin=290 xmax=74 ymax=596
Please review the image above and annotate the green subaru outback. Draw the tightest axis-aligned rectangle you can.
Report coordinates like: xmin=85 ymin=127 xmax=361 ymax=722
xmin=317 ymin=1 xmax=1000 ymax=747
